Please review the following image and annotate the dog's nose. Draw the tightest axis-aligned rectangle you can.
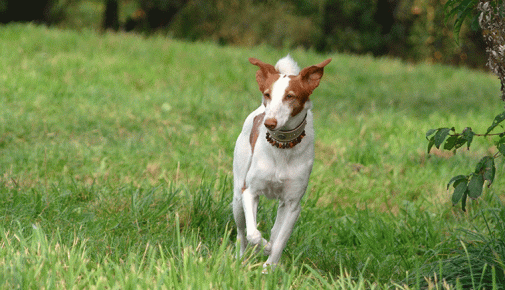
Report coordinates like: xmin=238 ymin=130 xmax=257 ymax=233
xmin=264 ymin=118 xmax=277 ymax=130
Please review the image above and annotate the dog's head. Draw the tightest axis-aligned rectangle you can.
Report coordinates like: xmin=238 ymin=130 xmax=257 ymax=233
xmin=249 ymin=55 xmax=331 ymax=131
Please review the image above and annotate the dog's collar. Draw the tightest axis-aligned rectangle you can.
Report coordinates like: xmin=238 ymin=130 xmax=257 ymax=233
xmin=266 ymin=114 xmax=307 ymax=149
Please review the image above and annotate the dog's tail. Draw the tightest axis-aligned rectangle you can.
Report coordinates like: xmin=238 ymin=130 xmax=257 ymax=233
xmin=275 ymin=55 xmax=300 ymax=76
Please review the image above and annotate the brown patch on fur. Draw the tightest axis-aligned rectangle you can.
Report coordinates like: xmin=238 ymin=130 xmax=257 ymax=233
xmin=261 ymin=75 xmax=280 ymax=107
xmin=242 ymin=112 xmax=266 ymax=194
xmin=286 ymin=76 xmax=312 ymax=117
xmin=249 ymin=57 xmax=281 ymax=108
xmin=260 ymin=74 xmax=280 ymax=95
xmin=299 ymin=58 xmax=331 ymax=90
xmin=250 ymin=112 xmax=265 ymax=153
xmin=249 ymin=58 xmax=279 ymax=93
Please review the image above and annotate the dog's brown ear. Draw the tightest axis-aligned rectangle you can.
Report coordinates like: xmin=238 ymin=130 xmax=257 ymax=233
xmin=299 ymin=58 xmax=332 ymax=92
xmin=249 ymin=58 xmax=277 ymax=92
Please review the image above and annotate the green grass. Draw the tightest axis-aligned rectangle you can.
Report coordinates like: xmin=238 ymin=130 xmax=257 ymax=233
xmin=1 ymin=23 xmax=505 ymax=289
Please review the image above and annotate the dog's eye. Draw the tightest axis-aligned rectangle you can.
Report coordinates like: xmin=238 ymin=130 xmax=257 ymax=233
xmin=286 ymin=94 xmax=294 ymax=99
xmin=264 ymin=93 xmax=271 ymax=99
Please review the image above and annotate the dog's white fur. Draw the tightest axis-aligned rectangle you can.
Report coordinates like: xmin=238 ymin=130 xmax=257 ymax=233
xmin=275 ymin=55 xmax=300 ymax=75
xmin=233 ymin=55 xmax=331 ymax=270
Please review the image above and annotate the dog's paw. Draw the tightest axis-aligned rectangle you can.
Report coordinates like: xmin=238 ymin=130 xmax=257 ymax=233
xmin=262 ymin=262 xmax=276 ymax=274
xmin=263 ymin=241 xmax=272 ymax=255
xmin=246 ymin=230 xmax=264 ymax=246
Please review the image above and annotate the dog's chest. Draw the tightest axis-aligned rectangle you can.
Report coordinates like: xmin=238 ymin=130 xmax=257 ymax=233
xmin=248 ymin=148 xmax=311 ymax=199
xmin=253 ymin=165 xmax=291 ymax=199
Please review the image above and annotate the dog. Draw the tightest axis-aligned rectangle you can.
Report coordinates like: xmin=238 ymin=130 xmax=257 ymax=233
xmin=233 ymin=55 xmax=331 ymax=271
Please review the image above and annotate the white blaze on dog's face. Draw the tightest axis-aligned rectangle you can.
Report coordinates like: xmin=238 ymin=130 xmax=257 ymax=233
xmin=249 ymin=56 xmax=332 ymax=130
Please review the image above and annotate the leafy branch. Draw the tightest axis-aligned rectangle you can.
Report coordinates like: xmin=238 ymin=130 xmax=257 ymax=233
xmin=426 ymin=111 xmax=505 ymax=211
xmin=433 ymin=0 xmax=505 ymax=212
xmin=444 ymin=0 xmax=504 ymax=43
xmin=444 ymin=0 xmax=480 ymax=43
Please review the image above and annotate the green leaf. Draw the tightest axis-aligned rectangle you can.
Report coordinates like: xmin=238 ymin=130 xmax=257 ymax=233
xmin=462 ymin=127 xmax=474 ymax=149
xmin=434 ymin=128 xmax=452 ymax=149
xmin=445 ymin=0 xmax=471 ymax=20
xmin=474 ymin=156 xmax=493 ymax=174
xmin=474 ymin=159 xmax=485 ymax=174
xmin=467 ymin=173 xmax=484 ymax=199
xmin=454 ymin=136 xmax=468 ymax=150
xmin=427 ymin=136 xmax=435 ymax=154
xmin=426 ymin=129 xmax=437 ymax=140
xmin=447 ymin=174 xmax=468 ymax=190
xmin=461 ymin=190 xmax=468 ymax=212
xmin=443 ymin=0 xmax=458 ymax=15
xmin=470 ymin=14 xmax=480 ymax=31
xmin=483 ymin=157 xmax=496 ymax=186
xmin=444 ymin=135 xmax=458 ymax=150
xmin=486 ymin=111 xmax=505 ymax=135
xmin=453 ymin=3 xmax=475 ymax=43
xmin=452 ymin=181 xmax=467 ymax=205
xmin=498 ymin=143 xmax=505 ymax=156
xmin=444 ymin=0 xmax=477 ymax=43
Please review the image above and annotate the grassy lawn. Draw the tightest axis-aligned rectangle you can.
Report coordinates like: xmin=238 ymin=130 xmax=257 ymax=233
xmin=1 ymin=23 xmax=504 ymax=289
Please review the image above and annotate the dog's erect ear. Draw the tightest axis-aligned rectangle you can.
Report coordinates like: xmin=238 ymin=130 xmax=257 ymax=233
xmin=299 ymin=58 xmax=332 ymax=92
xmin=249 ymin=58 xmax=277 ymax=92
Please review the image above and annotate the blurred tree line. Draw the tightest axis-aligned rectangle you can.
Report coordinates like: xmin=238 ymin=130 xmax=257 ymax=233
xmin=0 ymin=0 xmax=487 ymax=67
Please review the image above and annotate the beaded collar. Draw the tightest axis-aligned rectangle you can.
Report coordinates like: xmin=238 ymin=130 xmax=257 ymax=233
xmin=265 ymin=114 xmax=307 ymax=149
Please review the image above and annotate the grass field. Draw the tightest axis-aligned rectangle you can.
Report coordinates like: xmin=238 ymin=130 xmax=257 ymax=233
xmin=1 ymin=23 xmax=505 ymax=289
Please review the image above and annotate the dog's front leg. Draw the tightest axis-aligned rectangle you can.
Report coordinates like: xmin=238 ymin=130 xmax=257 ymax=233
xmin=263 ymin=199 xmax=301 ymax=269
xmin=242 ymin=188 xmax=270 ymax=251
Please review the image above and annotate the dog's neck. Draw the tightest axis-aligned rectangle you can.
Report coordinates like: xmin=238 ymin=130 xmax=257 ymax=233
xmin=265 ymin=113 xmax=307 ymax=149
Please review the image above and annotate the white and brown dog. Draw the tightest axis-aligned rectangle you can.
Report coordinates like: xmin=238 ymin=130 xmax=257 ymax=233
xmin=233 ymin=55 xmax=331 ymax=270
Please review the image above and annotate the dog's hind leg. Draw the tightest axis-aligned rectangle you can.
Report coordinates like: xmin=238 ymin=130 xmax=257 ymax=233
xmin=233 ymin=193 xmax=247 ymax=257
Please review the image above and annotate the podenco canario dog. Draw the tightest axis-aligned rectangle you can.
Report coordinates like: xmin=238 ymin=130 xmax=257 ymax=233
xmin=233 ymin=55 xmax=331 ymax=270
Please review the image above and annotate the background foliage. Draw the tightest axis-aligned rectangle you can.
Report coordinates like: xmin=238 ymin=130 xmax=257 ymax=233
xmin=0 ymin=0 xmax=489 ymax=67
xmin=425 ymin=0 xmax=504 ymax=211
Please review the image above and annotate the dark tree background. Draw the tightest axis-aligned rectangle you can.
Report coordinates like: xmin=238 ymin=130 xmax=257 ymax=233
xmin=0 ymin=0 xmax=67 ymax=24
xmin=0 ymin=0 xmax=489 ymax=68
xmin=103 ymin=0 xmax=119 ymax=31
